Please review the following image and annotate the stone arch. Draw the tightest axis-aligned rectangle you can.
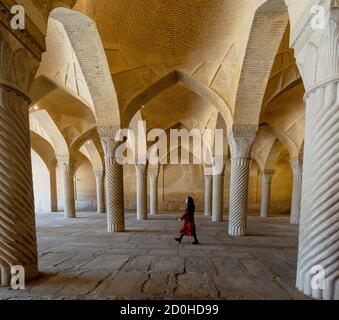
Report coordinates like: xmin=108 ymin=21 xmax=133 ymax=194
xmin=233 ymin=0 xmax=289 ymax=126
xmin=30 ymin=131 xmax=56 ymax=168
xmin=70 ymin=126 xmax=98 ymax=155
xmin=264 ymin=140 xmax=286 ymax=170
xmin=263 ymin=124 xmax=299 ymax=159
xmin=121 ymin=70 xmax=233 ymax=130
xmin=50 ymin=8 xmax=120 ymax=129
xmin=78 ymin=141 xmax=104 ymax=173
xmin=30 ymin=110 xmax=69 ymax=158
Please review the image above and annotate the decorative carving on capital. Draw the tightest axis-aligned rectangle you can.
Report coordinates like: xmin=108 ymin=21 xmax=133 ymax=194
xmin=149 ymin=168 xmax=159 ymax=181
xmin=94 ymin=170 xmax=104 ymax=179
xmin=295 ymin=7 xmax=339 ymax=92
xmin=56 ymin=155 xmax=76 ymax=173
xmin=98 ymin=126 xmax=121 ymax=158
xmin=229 ymin=125 xmax=258 ymax=159
xmin=290 ymin=158 xmax=303 ymax=177
xmin=0 ymin=32 xmax=39 ymax=97
xmin=136 ymin=163 xmax=148 ymax=176
xmin=0 ymin=2 xmax=45 ymax=61
xmin=262 ymin=169 xmax=275 ymax=184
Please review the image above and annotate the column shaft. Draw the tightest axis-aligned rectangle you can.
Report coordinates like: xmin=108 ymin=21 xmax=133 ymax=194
xmin=228 ymin=125 xmax=257 ymax=236
xmin=294 ymin=8 xmax=339 ymax=300
xmin=136 ymin=164 xmax=148 ymax=220
xmin=105 ymin=154 xmax=125 ymax=232
xmin=49 ymin=161 xmax=58 ymax=212
xmin=95 ymin=172 xmax=105 ymax=214
xmin=204 ymin=174 xmax=213 ymax=217
xmin=260 ymin=170 xmax=274 ymax=218
xmin=60 ymin=160 xmax=76 ymax=219
xmin=228 ymin=158 xmax=251 ymax=235
xmin=290 ymin=160 xmax=302 ymax=225
xmin=149 ymin=171 xmax=159 ymax=215
xmin=212 ymin=173 xmax=224 ymax=222
xmin=0 ymin=88 xmax=38 ymax=284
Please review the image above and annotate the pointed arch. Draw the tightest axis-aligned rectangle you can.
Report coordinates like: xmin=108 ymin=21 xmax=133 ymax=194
xmin=121 ymin=70 xmax=233 ymax=130
xmin=50 ymin=8 xmax=120 ymax=128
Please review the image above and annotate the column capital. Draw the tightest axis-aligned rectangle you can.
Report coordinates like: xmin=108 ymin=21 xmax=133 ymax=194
xmin=56 ymin=155 xmax=77 ymax=174
xmin=294 ymin=7 xmax=339 ymax=95
xmin=94 ymin=170 xmax=105 ymax=179
xmin=204 ymin=166 xmax=213 ymax=176
xmin=148 ymin=167 xmax=159 ymax=180
xmin=229 ymin=125 xmax=258 ymax=159
xmin=98 ymin=126 xmax=126 ymax=163
xmin=290 ymin=158 xmax=303 ymax=177
xmin=136 ymin=163 xmax=149 ymax=175
xmin=261 ymin=169 xmax=275 ymax=183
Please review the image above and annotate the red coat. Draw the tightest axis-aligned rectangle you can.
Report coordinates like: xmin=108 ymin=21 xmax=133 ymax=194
xmin=180 ymin=210 xmax=196 ymax=236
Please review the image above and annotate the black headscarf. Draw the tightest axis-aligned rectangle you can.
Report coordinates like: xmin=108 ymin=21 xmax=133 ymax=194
xmin=186 ymin=196 xmax=195 ymax=219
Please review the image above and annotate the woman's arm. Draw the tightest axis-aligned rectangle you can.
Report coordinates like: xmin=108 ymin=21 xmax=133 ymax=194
xmin=180 ymin=210 xmax=188 ymax=220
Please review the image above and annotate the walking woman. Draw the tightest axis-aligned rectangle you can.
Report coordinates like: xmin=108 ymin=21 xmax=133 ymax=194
xmin=175 ymin=196 xmax=200 ymax=245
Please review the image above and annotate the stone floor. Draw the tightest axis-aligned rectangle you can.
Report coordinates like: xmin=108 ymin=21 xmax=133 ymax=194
xmin=0 ymin=212 xmax=309 ymax=300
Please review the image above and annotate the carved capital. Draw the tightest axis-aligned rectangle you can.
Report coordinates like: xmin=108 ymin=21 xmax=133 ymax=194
xmin=94 ymin=170 xmax=104 ymax=179
xmin=148 ymin=168 xmax=159 ymax=181
xmin=290 ymin=158 xmax=303 ymax=177
xmin=0 ymin=2 xmax=45 ymax=61
xmin=295 ymin=7 xmax=339 ymax=94
xmin=229 ymin=125 xmax=258 ymax=159
xmin=262 ymin=169 xmax=275 ymax=184
xmin=56 ymin=155 xmax=76 ymax=172
xmin=136 ymin=163 xmax=148 ymax=176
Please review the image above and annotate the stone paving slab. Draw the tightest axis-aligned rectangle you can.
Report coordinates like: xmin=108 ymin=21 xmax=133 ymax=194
xmin=0 ymin=212 xmax=310 ymax=300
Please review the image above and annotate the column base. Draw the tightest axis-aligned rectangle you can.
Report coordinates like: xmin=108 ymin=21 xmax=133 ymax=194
xmin=107 ymin=222 xmax=125 ymax=233
xmin=229 ymin=225 xmax=247 ymax=237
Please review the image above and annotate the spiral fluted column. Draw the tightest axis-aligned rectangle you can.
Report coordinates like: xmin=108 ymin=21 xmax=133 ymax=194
xmin=100 ymin=133 xmax=125 ymax=233
xmin=212 ymin=170 xmax=225 ymax=222
xmin=204 ymin=173 xmax=213 ymax=217
xmin=149 ymin=169 xmax=159 ymax=215
xmin=228 ymin=126 xmax=257 ymax=236
xmin=0 ymin=88 xmax=39 ymax=284
xmin=294 ymin=7 xmax=339 ymax=300
xmin=136 ymin=164 xmax=148 ymax=220
xmin=260 ymin=170 xmax=274 ymax=218
xmin=59 ymin=157 xmax=76 ymax=219
xmin=290 ymin=159 xmax=302 ymax=225
xmin=95 ymin=171 xmax=105 ymax=214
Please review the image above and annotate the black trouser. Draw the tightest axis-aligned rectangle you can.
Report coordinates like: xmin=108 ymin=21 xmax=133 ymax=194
xmin=178 ymin=233 xmax=199 ymax=242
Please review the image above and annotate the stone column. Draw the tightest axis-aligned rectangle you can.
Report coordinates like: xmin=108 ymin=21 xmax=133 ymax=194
xmin=0 ymin=32 xmax=39 ymax=284
xmin=260 ymin=170 xmax=274 ymax=218
xmin=58 ymin=157 xmax=76 ymax=219
xmin=293 ymin=6 xmax=339 ymax=300
xmin=49 ymin=159 xmax=58 ymax=212
xmin=136 ymin=163 xmax=148 ymax=220
xmin=95 ymin=171 xmax=105 ymax=214
xmin=290 ymin=159 xmax=302 ymax=225
xmin=228 ymin=126 xmax=257 ymax=236
xmin=204 ymin=173 xmax=213 ymax=217
xmin=100 ymin=132 xmax=125 ymax=232
xmin=212 ymin=169 xmax=225 ymax=222
xmin=149 ymin=168 xmax=159 ymax=215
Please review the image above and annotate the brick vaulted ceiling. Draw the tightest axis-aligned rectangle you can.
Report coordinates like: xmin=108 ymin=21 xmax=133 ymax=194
xmin=33 ymin=0 xmax=307 ymax=163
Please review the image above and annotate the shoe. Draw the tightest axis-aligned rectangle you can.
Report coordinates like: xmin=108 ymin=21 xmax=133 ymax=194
xmin=175 ymin=237 xmax=182 ymax=244
xmin=192 ymin=241 xmax=200 ymax=245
